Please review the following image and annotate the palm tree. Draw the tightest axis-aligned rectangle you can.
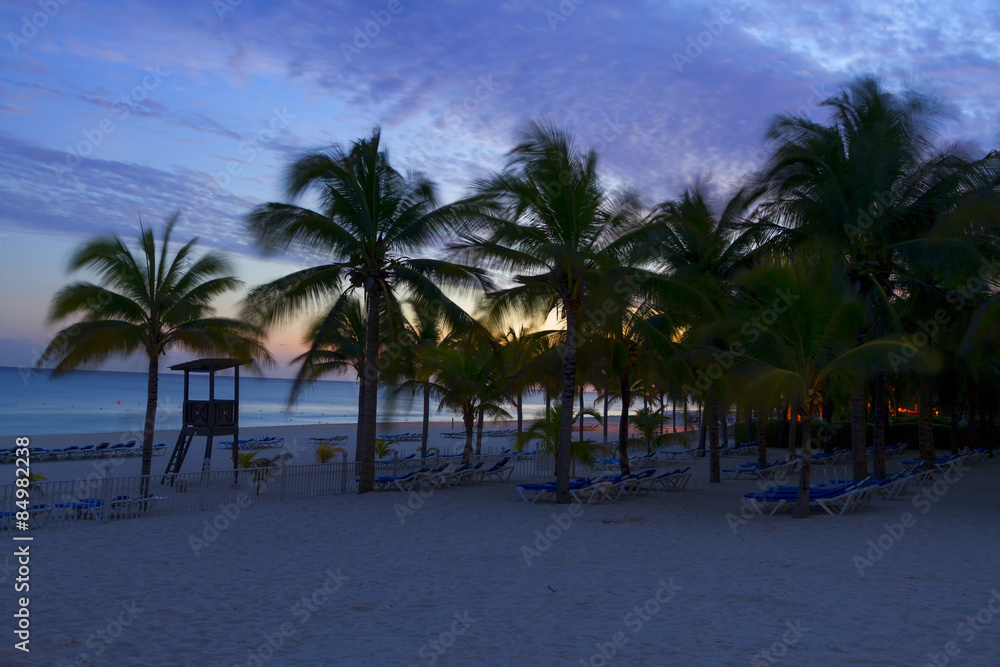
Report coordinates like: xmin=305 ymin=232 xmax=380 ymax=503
xmin=757 ymin=75 xmax=984 ymax=479
xmin=648 ymin=183 xmax=758 ymax=482
xmin=416 ymin=328 xmax=510 ymax=463
xmin=627 ymin=406 xmax=686 ymax=454
xmin=452 ymin=122 xmax=675 ymax=502
xmin=242 ymin=128 xmax=490 ymax=493
xmin=515 ymin=402 xmax=611 ymax=468
xmin=286 ymin=295 xmax=368 ymax=460
xmin=38 ymin=213 xmax=271 ymax=479
xmin=498 ymin=326 xmax=544 ymax=436
xmin=733 ymin=247 xmax=937 ymax=517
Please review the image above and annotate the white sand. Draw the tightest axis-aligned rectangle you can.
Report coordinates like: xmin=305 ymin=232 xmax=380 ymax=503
xmin=4 ymin=448 xmax=999 ymax=665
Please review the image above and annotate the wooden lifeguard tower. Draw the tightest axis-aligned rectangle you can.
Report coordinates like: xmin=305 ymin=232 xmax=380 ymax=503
xmin=162 ymin=358 xmax=248 ymax=481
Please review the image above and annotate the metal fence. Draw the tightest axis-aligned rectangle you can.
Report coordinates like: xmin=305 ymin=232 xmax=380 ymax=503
xmin=0 ymin=451 xmax=575 ymax=530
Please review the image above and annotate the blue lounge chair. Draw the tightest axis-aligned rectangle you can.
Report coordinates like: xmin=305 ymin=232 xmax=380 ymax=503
xmin=744 ymin=481 xmax=871 ymax=517
xmin=373 ymin=468 xmax=433 ymax=492
xmin=53 ymin=498 xmax=104 ymax=521
xmin=0 ymin=504 xmax=51 ymax=529
xmin=480 ymin=457 xmax=514 ymax=482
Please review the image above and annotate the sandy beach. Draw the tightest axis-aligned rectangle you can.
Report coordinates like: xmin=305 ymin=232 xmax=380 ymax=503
xmin=2 ymin=434 xmax=998 ymax=665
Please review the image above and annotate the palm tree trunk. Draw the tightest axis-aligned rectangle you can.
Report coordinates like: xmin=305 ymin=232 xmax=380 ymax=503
xmin=779 ymin=402 xmax=789 ymax=449
xmin=744 ymin=406 xmax=751 ymax=447
xmin=355 ymin=372 xmax=365 ymax=462
xmin=556 ymin=305 xmax=579 ymax=503
xmin=579 ymin=388 xmax=584 ymax=442
xmin=698 ymin=402 xmax=707 ymax=455
xmin=949 ymin=402 xmax=960 ymax=456
xmin=603 ymin=392 xmax=609 ymax=442
xmin=918 ymin=374 xmax=934 ymax=464
xmin=708 ymin=394 xmax=720 ymax=483
xmin=757 ymin=409 xmax=767 ymax=468
xmin=872 ymin=371 xmax=888 ymax=479
xmin=683 ymin=399 xmax=688 ymax=431
xmin=788 ymin=405 xmax=797 ymax=455
xmin=793 ymin=407 xmax=813 ymax=519
xmin=357 ymin=290 xmax=381 ymax=494
xmin=475 ymin=407 xmax=485 ymax=455
xmin=462 ymin=407 xmax=475 ymax=464
xmin=822 ymin=397 xmax=835 ymax=454
xmin=618 ymin=372 xmax=632 ymax=477
xmin=850 ymin=391 xmax=868 ymax=481
xmin=721 ymin=401 xmax=729 ymax=449
xmin=659 ymin=392 xmax=665 ymax=435
xmin=516 ymin=392 xmax=523 ymax=435
xmin=420 ymin=383 xmax=430 ymax=458
xmin=673 ymin=397 xmax=677 ymax=432
xmin=140 ymin=354 xmax=159 ymax=486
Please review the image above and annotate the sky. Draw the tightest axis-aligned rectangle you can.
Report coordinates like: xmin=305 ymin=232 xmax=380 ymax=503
xmin=1 ymin=0 xmax=998 ymax=377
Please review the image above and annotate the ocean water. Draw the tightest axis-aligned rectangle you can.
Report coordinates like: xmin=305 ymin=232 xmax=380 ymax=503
xmin=0 ymin=367 xmax=629 ymax=436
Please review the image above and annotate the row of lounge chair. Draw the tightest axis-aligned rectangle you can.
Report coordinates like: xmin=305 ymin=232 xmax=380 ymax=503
xmin=721 ymin=441 xmax=759 ymax=457
xmin=372 ymin=457 xmax=516 ymax=492
xmin=742 ymin=461 xmax=936 ymax=517
xmin=723 ymin=458 xmax=800 ymax=480
xmin=517 ymin=467 xmax=692 ymax=504
xmin=376 ymin=433 xmax=424 ymax=442
xmin=309 ymin=435 xmax=350 ymax=444
xmin=0 ymin=493 xmax=167 ymax=528
xmin=217 ymin=435 xmax=286 ymax=451
xmin=0 ymin=442 xmax=167 ymax=463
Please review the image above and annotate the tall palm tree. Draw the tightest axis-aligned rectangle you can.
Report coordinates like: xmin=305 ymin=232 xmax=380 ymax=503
xmin=38 ymin=213 xmax=271 ymax=478
xmin=242 ymin=128 xmax=490 ymax=493
xmin=757 ymin=75 xmax=984 ymax=478
xmin=452 ymin=122 xmax=679 ymax=502
xmin=416 ymin=328 xmax=509 ymax=462
xmin=498 ymin=326 xmax=543 ymax=436
xmin=286 ymin=294 xmax=368 ymax=460
xmin=733 ymin=247 xmax=937 ymax=517
xmin=648 ymin=183 xmax=758 ymax=482
xmin=515 ymin=402 xmax=610 ymax=468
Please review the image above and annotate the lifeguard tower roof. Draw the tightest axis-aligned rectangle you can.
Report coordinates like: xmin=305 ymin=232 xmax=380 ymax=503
xmin=169 ymin=358 xmax=249 ymax=372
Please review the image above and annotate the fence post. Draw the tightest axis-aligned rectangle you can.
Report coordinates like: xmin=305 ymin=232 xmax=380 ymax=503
xmin=340 ymin=453 xmax=348 ymax=494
